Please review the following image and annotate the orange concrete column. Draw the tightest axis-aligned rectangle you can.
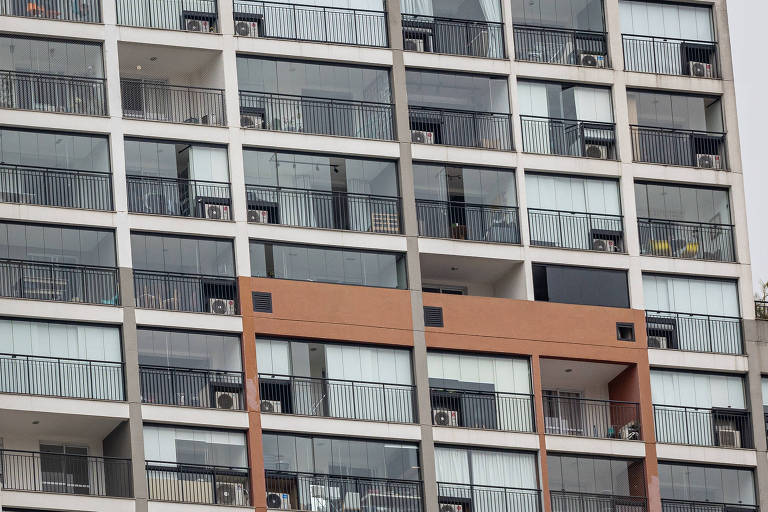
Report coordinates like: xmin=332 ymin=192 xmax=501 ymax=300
xmin=531 ymin=354 xmax=552 ymax=512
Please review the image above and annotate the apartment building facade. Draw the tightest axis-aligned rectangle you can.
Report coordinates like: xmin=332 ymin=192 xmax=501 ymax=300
xmin=0 ymin=0 xmax=763 ymax=512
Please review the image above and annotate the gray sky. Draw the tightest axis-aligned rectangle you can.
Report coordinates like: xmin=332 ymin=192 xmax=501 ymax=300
xmin=728 ymin=3 xmax=767 ymax=294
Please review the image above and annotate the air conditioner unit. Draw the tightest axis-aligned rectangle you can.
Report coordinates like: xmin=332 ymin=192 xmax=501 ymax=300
xmin=266 ymin=491 xmax=291 ymax=510
xmin=689 ymin=61 xmax=713 ymax=78
xmin=204 ymin=203 xmax=230 ymax=220
xmin=404 ymin=38 xmax=425 ymax=52
xmin=579 ymin=52 xmax=606 ymax=68
xmin=647 ymin=335 xmax=668 ymax=349
xmin=248 ymin=209 xmax=269 ymax=223
xmin=260 ymin=399 xmax=282 ymax=414
xmin=235 ymin=20 xmax=259 ymax=37
xmin=185 ymin=18 xmax=210 ymax=33
xmin=440 ymin=505 xmax=464 ymax=512
xmin=592 ymin=238 xmax=616 ymax=252
xmin=217 ymin=482 xmax=249 ymax=506
xmin=432 ymin=409 xmax=458 ymax=426
xmin=717 ymin=427 xmax=741 ymax=448
xmin=411 ymin=130 xmax=434 ymax=144
xmin=215 ymin=390 xmax=240 ymax=410
xmin=585 ymin=143 xmax=609 ymax=159
xmin=241 ymin=112 xmax=264 ymax=129
xmin=696 ymin=153 xmax=722 ymax=169
xmin=209 ymin=298 xmax=236 ymax=315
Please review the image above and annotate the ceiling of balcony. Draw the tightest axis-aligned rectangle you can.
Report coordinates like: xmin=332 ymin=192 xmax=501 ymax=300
xmin=540 ymin=358 xmax=628 ymax=391
xmin=0 ymin=408 xmax=124 ymax=442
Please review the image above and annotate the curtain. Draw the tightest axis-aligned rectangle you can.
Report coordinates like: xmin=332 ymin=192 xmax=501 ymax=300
xmin=435 ymin=447 xmax=470 ymax=484
xmin=401 ymin=0 xmax=433 ymax=15
xmin=478 ymin=0 xmax=503 ymax=58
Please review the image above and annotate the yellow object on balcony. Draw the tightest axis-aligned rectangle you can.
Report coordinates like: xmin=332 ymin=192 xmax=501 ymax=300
xmin=650 ymin=239 xmax=671 ymax=254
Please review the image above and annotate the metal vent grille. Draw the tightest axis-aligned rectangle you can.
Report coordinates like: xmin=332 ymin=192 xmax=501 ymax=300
xmin=424 ymin=306 xmax=444 ymax=327
xmin=252 ymin=292 xmax=273 ymax=313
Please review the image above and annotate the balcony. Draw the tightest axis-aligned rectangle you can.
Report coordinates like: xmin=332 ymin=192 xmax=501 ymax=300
xmin=127 ymin=176 xmax=231 ymax=219
xmin=520 ymin=115 xmax=617 ymax=159
xmin=0 ymin=353 xmax=124 ymax=401
xmin=653 ymin=405 xmax=753 ymax=448
xmin=630 ymin=125 xmax=727 ymax=169
xmin=622 ymin=35 xmax=721 ymax=78
xmin=140 ymin=365 xmax=244 ymax=410
xmin=757 ymin=301 xmax=768 ymax=320
xmin=638 ymin=218 xmax=735 ymax=262
xmin=120 ymin=80 xmax=226 ymax=126
xmin=437 ymin=482 xmax=541 ymax=512
xmin=233 ymin=1 xmax=388 ymax=47
xmin=417 ymin=200 xmax=520 ymax=244
xmin=133 ymin=270 xmax=238 ymax=314
xmin=265 ymin=470 xmax=423 ymax=512
xmin=246 ymin=185 xmax=401 ymax=234
xmin=429 ymin=387 xmax=534 ymax=432
xmin=0 ymin=163 xmax=113 ymax=211
xmin=402 ymin=14 xmax=505 ymax=58
xmin=662 ymin=500 xmax=757 ymax=512
xmin=0 ymin=449 xmax=132 ymax=497
xmin=1 ymin=0 xmax=101 ymax=22
xmin=0 ymin=259 xmax=120 ymax=305
xmin=117 ymin=0 xmax=219 ymax=32
xmin=146 ymin=461 xmax=250 ymax=506
xmin=528 ymin=209 xmax=625 ymax=252
xmin=543 ymin=396 xmax=641 ymax=440
xmin=513 ymin=25 xmax=609 ymax=67
xmin=646 ymin=310 xmax=743 ymax=355
xmin=240 ymin=91 xmax=394 ymax=140
xmin=0 ymin=70 xmax=107 ymax=116
xmin=409 ymin=106 xmax=512 ymax=150
xmin=551 ymin=491 xmax=647 ymax=512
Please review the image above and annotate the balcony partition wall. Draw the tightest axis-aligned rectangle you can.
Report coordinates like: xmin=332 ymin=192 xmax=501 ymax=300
xmin=659 ymin=462 xmax=756 ymax=512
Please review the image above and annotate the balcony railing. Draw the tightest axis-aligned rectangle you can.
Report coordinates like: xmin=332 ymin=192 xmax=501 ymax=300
xmin=265 ymin=470 xmax=423 ymax=512
xmin=127 ymin=175 xmax=231 ymax=219
xmin=1 ymin=0 xmax=101 ymax=22
xmin=140 ymin=365 xmax=244 ymax=410
xmin=438 ymin=482 xmax=541 ymax=512
xmin=409 ymin=106 xmax=513 ymax=150
xmin=121 ymin=79 xmax=226 ymax=126
xmin=240 ymin=91 xmax=394 ymax=140
xmin=514 ymin=25 xmax=609 ymax=67
xmin=0 ymin=70 xmax=107 ymax=116
xmin=521 ymin=115 xmax=617 ymax=159
xmin=0 ymin=164 xmax=113 ymax=211
xmin=551 ymin=491 xmax=647 ymax=512
xmin=117 ymin=0 xmax=219 ymax=32
xmin=259 ymin=373 xmax=416 ymax=423
xmin=638 ymin=218 xmax=735 ymax=262
xmin=0 ymin=353 xmax=124 ymax=401
xmin=133 ymin=270 xmax=237 ymax=314
xmin=630 ymin=125 xmax=727 ymax=169
xmin=646 ymin=310 xmax=743 ymax=355
xmin=416 ymin=200 xmax=520 ymax=244
xmin=622 ymin=34 xmax=721 ymax=78
xmin=543 ymin=396 xmax=641 ymax=440
xmin=0 ymin=449 xmax=132 ymax=497
xmin=757 ymin=301 xmax=768 ymax=320
xmin=233 ymin=1 xmax=387 ymax=47
xmin=0 ymin=259 xmax=120 ymax=305
xmin=528 ymin=208 xmax=625 ymax=252
xmin=246 ymin=184 xmax=401 ymax=234
xmin=402 ymin=14 xmax=505 ymax=58
xmin=662 ymin=499 xmax=757 ymax=512
xmin=429 ymin=387 xmax=535 ymax=432
xmin=146 ymin=461 xmax=250 ymax=506
xmin=653 ymin=404 xmax=753 ymax=448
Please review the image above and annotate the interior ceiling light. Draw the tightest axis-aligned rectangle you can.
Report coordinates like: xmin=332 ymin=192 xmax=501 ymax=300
xmin=136 ymin=65 xmax=142 ymax=70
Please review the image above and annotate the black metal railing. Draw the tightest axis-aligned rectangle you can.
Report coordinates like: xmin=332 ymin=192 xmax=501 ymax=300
xmin=240 ymin=90 xmax=394 ymax=140
xmin=638 ymin=218 xmax=735 ymax=262
xmin=757 ymin=301 xmax=768 ymax=320
xmin=0 ymin=163 xmax=112 ymax=211
xmin=409 ymin=106 xmax=513 ymax=150
xmin=146 ymin=461 xmax=250 ymax=506
xmin=265 ymin=470 xmax=423 ymax=512
xmin=402 ymin=14 xmax=505 ymax=58
xmin=551 ymin=491 xmax=647 ymax=512
xmin=543 ymin=396 xmax=641 ymax=440
xmin=630 ymin=125 xmax=727 ymax=169
xmin=429 ymin=387 xmax=535 ymax=432
xmin=140 ymin=365 xmax=244 ymax=410
xmin=653 ymin=404 xmax=753 ymax=448
xmin=233 ymin=1 xmax=387 ymax=47
xmin=514 ymin=25 xmax=609 ymax=67
xmin=521 ymin=115 xmax=617 ymax=159
xmin=0 ymin=353 xmax=124 ymax=401
xmin=1 ymin=0 xmax=101 ymax=22
xmin=117 ymin=0 xmax=218 ymax=32
xmin=0 ymin=449 xmax=132 ymax=497
xmin=258 ymin=373 xmax=416 ymax=423
xmin=528 ymin=208 xmax=625 ymax=252
xmin=0 ymin=259 xmax=120 ymax=305
xmin=121 ymin=79 xmax=226 ymax=126
xmin=0 ymin=70 xmax=107 ymax=116
xmin=133 ymin=270 xmax=237 ymax=314
xmin=416 ymin=200 xmax=520 ymax=244
xmin=622 ymin=34 xmax=721 ymax=78
xmin=437 ymin=482 xmax=541 ymax=512
xmin=127 ymin=175 xmax=231 ymax=219
xmin=646 ymin=310 xmax=743 ymax=355
xmin=662 ymin=499 xmax=758 ymax=512
xmin=245 ymin=184 xmax=401 ymax=234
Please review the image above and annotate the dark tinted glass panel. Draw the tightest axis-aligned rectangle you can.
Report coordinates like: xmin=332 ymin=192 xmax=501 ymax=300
xmin=406 ymin=70 xmax=509 ymax=112
xmin=0 ymin=222 xmax=115 ymax=266
xmin=131 ymin=233 xmax=235 ymax=276
xmin=0 ymin=35 xmax=104 ymax=77
xmin=0 ymin=128 xmax=109 ymax=172
xmin=658 ymin=463 xmax=755 ymax=506
xmin=532 ymin=263 xmax=629 ymax=308
xmin=549 ymin=454 xmax=640 ymax=495
xmin=634 ymin=183 xmax=731 ymax=224
xmin=401 ymin=0 xmax=502 ymax=22
xmin=413 ymin=163 xmax=517 ymax=206
xmin=511 ymin=0 xmax=605 ymax=31
xmin=137 ymin=328 xmax=242 ymax=371
xmin=627 ymin=91 xmax=723 ymax=131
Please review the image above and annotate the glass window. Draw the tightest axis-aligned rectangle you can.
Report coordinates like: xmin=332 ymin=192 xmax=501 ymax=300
xmin=518 ymin=81 xmax=614 ymax=122
xmin=627 ymin=90 xmax=723 ymax=131
xmin=0 ymin=128 xmax=109 ymax=172
xmin=634 ymin=182 xmax=731 ymax=224
xmin=526 ymin=173 xmax=620 ymax=214
xmin=0 ymin=35 xmax=104 ymax=78
xmin=0 ymin=222 xmax=116 ymax=266
xmin=401 ymin=0 xmax=502 ymax=22
xmin=131 ymin=233 xmax=235 ymax=276
xmin=0 ymin=318 xmax=121 ymax=361
xmin=414 ymin=164 xmax=516 ymax=206
xmin=124 ymin=139 xmax=229 ymax=182
xmin=511 ymin=0 xmax=606 ymax=31
xmin=619 ymin=1 xmax=714 ymax=41
xmin=406 ymin=70 xmax=509 ymax=112
xmin=548 ymin=454 xmax=643 ymax=496
xmin=533 ymin=263 xmax=629 ymax=308
xmin=658 ymin=463 xmax=755 ymax=506
xmin=143 ymin=425 xmax=247 ymax=468
xmin=137 ymin=328 xmax=242 ymax=371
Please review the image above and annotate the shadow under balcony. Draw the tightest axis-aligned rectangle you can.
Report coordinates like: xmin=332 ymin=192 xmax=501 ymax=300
xmin=520 ymin=115 xmax=617 ymax=159
xmin=1 ymin=0 xmax=101 ymax=22
xmin=402 ymin=14 xmax=505 ymax=58
xmin=513 ymin=25 xmax=609 ymax=67
xmin=409 ymin=106 xmax=513 ymax=150
xmin=133 ymin=270 xmax=238 ymax=315
xmin=117 ymin=0 xmax=219 ymax=32
xmin=528 ymin=208 xmax=625 ymax=252
xmin=147 ymin=461 xmax=250 ymax=506
xmin=551 ymin=491 xmax=647 ymax=512
xmin=0 ymin=163 xmax=113 ymax=211
xmin=429 ymin=386 xmax=534 ymax=432
xmin=128 ymin=175 xmax=231 ymax=220
xmin=638 ymin=218 xmax=735 ymax=262
xmin=630 ymin=125 xmax=727 ymax=169
xmin=653 ymin=404 xmax=753 ymax=448
xmin=121 ymin=79 xmax=226 ymax=126
xmin=438 ymin=482 xmax=541 ymax=512
xmin=417 ymin=200 xmax=520 ymax=244
xmin=622 ymin=34 xmax=721 ymax=78
xmin=662 ymin=499 xmax=756 ymax=512
xmin=646 ymin=310 xmax=743 ymax=355
xmin=0 ymin=70 xmax=107 ymax=116
xmin=140 ymin=365 xmax=245 ymax=410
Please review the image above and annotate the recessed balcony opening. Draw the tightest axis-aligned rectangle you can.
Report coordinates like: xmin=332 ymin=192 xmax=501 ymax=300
xmin=118 ymin=43 xmax=225 ymax=126
xmin=420 ymin=253 xmax=526 ymax=299
xmin=540 ymin=358 xmax=642 ymax=441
